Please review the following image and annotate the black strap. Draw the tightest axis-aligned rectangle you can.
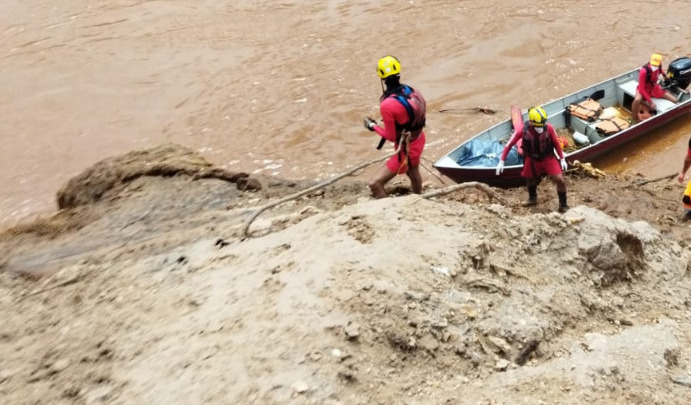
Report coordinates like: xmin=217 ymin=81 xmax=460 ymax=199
xmin=643 ymin=64 xmax=665 ymax=85
xmin=376 ymin=85 xmax=411 ymax=150
xmin=380 ymin=85 xmax=418 ymax=163
xmin=601 ymin=118 xmax=624 ymax=131
xmin=395 ymin=94 xmax=415 ymax=126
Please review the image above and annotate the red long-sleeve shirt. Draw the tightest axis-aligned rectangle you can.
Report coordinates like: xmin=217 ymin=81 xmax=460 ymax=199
xmin=636 ymin=64 xmax=664 ymax=103
xmin=373 ymin=97 xmax=408 ymax=145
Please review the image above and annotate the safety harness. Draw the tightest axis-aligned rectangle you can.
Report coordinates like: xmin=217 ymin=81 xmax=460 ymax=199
xmin=390 ymin=85 xmax=426 ymax=139
xmin=522 ymin=124 xmax=555 ymax=181
xmin=522 ymin=124 xmax=554 ymax=161
xmin=643 ymin=64 xmax=665 ymax=86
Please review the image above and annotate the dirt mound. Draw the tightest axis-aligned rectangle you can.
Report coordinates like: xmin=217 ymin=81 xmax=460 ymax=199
xmin=56 ymin=143 xmax=258 ymax=210
xmin=0 ymin=144 xmax=267 ymax=245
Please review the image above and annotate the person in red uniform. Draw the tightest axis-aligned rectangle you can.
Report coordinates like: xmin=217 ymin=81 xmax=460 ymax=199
xmin=677 ymin=136 xmax=691 ymax=220
xmin=364 ymin=55 xmax=427 ymax=199
xmin=495 ymin=106 xmax=570 ymax=213
xmin=631 ymin=53 xmax=679 ymax=122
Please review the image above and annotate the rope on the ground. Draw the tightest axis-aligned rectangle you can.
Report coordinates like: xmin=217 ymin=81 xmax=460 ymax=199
xmin=419 ymin=181 xmax=505 ymax=204
xmin=420 ymin=157 xmax=447 ymax=185
xmin=242 ymin=150 xmax=399 ymax=237
xmin=633 ymin=173 xmax=676 ymax=186
xmin=242 ymin=138 xmax=495 ymax=237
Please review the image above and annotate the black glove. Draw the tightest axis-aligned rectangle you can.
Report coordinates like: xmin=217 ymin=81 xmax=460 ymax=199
xmin=363 ymin=117 xmax=377 ymax=131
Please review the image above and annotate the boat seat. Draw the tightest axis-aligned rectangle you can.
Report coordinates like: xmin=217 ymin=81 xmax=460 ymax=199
xmin=568 ymin=112 xmax=604 ymax=144
xmin=650 ymin=98 xmax=676 ymax=112
xmin=619 ymin=79 xmax=677 ymax=113
xmin=619 ymin=80 xmax=638 ymax=98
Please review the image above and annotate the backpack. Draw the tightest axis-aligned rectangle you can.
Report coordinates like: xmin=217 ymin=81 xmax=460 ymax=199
xmin=390 ymin=85 xmax=427 ymax=139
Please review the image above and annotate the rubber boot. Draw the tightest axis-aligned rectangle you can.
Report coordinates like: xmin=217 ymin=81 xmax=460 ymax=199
xmin=558 ymin=191 xmax=569 ymax=213
xmin=522 ymin=186 xmax=538 ymax=207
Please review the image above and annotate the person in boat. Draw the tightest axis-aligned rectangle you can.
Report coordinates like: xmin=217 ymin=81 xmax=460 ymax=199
xmin=364 ymin=55 xmax=427 ymax=198
xmin=631 ymin=53 xmax=679 ymax=122
xmin=495 ymin=106 xmax=569 ymax=213
xmin=677 ymin=136 xmax=691 ymax=220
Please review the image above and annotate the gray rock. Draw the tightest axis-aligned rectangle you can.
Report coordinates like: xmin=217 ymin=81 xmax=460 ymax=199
xmin=495 ymin=359 xmax=511 ymax=371
xmin=51 ymin=359 xmax=71 ymax=373
xmin=671 ymin=374 xmax=691 ymax=387
xmin=345 ymin=323 xmax=360 ymax=340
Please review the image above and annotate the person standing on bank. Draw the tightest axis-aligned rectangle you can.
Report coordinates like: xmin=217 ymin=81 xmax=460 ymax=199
xmin=364 ymin=55 xmax=427 ymax=199
xmin=631 ymin=53 xmax=679 ymax=122
xmin=677 ymin=135 xmax=691 ymax=220
xmin=495 ymin=106 xmax=570 ymax=213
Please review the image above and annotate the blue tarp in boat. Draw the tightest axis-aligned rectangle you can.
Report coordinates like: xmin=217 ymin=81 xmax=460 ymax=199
xmin=454 ymin=139 xmax=523 ymax=167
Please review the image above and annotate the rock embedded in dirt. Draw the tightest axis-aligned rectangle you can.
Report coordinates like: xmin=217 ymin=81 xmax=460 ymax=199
xmin=344 ymin=323 xmax=360 ymax=341
xmin=514 ymin=340 xmax=540 ymax=366
xmin=50 ymin=358 xmax=71 ymax=373
xmin=495 ymin=359 xmax=511 ymax=371
xmin=291 ymin=381 xmax=309 ymax=394
xmin=671 ymin=374 xmax=691 ymax=388
xmin=337 ymin=369 xmax=356 ymax=382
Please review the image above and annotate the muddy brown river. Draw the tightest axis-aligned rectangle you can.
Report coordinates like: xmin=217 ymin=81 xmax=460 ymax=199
xmin=2 ymin=0 xmax=691 ymax=227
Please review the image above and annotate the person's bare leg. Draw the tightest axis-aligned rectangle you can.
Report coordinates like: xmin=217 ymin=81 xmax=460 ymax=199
xmin=369 ymin=165 xmax=396 ymax=199
xmin=406 ymin=165 xmax=423 ymax=194
xmin=663 ymin=91 xmax=679 ymax=103
xmin=550 ymin=173 xmax=567 ymax=193
xmin=631 ymin=93 xmax=643 ymax=122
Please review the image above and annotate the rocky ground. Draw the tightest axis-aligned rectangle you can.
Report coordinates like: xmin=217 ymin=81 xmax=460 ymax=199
xmin=1 ymin=144 xmax=690 ymax=405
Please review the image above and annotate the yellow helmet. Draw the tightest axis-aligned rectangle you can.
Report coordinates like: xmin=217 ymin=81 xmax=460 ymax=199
xmin=650 ymin=53 xmax=662 ymax=67
xmin=528 ymin=106 xmax=547 ymax=127
xmin=377 ymin=55 xmax=401 ymax=79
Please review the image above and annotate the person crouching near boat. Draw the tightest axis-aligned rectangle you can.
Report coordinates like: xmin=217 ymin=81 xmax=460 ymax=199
xmin=495 ymin=106 xmax=570 ymax=213
xmin=364 ymin=55 xmax=427 ymax=199
xmin=631 ymin=53 xmax=679 ymax=123
xmin=677 ymin=135 xmax=691 ymax=221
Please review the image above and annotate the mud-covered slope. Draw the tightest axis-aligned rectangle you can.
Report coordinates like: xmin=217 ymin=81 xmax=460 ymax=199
xmin=1 ymin=145 xmax=690 ymax=405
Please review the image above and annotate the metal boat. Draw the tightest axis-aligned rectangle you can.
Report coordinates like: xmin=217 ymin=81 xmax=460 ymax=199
xmin=433 ymin=57 xmax=691 ymax=187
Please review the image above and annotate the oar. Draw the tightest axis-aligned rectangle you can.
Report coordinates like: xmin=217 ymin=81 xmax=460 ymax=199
xmin=438 ymin=107 xmax=497 ymax=115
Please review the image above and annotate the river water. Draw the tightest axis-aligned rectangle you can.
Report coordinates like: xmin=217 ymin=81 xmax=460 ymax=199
xmin=2 ymin=0 xmax=691 ymax=227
